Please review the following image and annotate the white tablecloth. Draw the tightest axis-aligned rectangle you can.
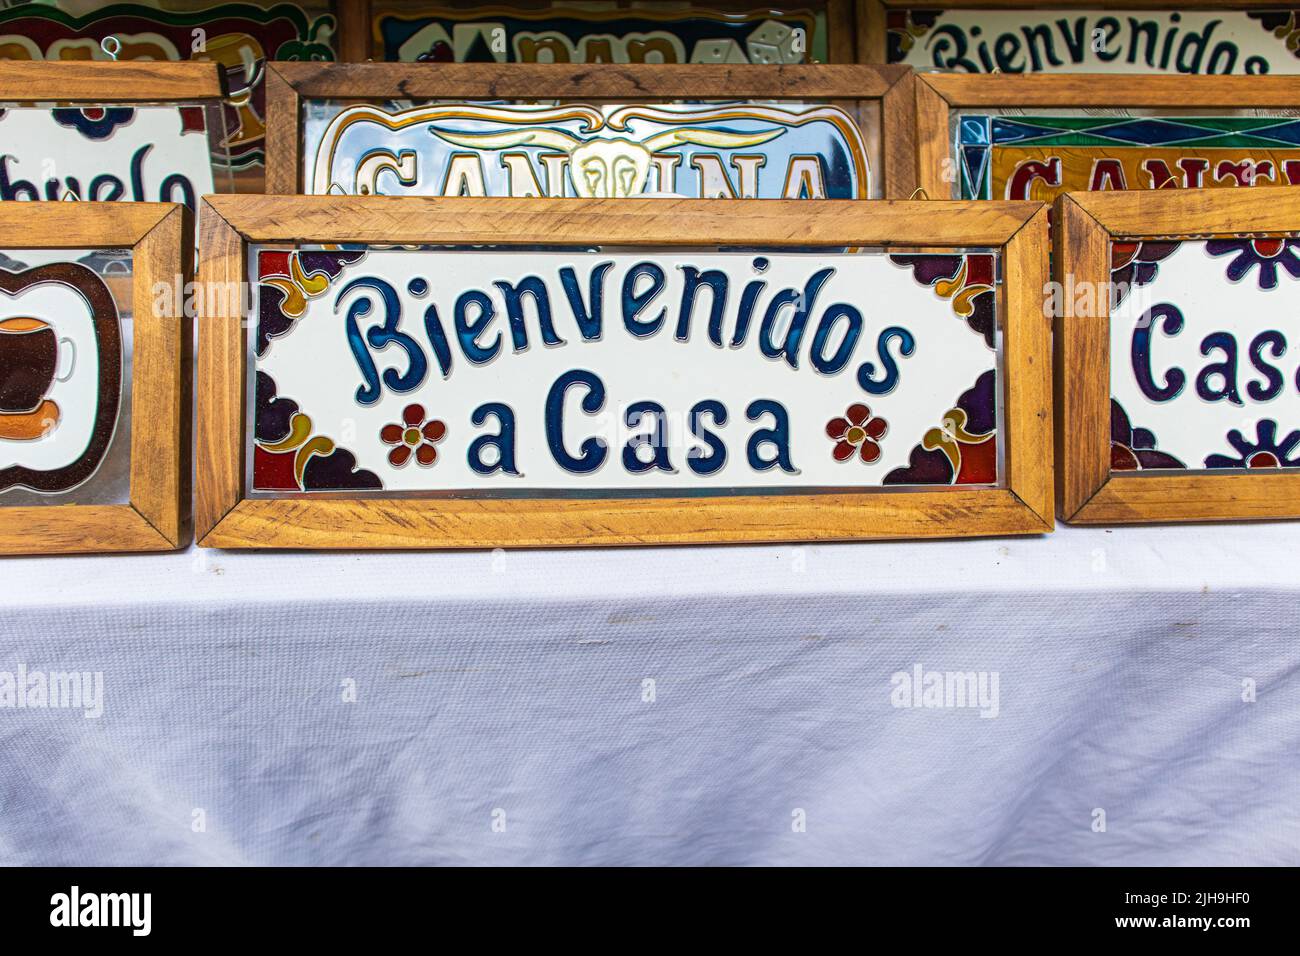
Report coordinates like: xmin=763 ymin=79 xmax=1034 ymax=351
xmin=1 ymin=523 xmax=1297 ymax=866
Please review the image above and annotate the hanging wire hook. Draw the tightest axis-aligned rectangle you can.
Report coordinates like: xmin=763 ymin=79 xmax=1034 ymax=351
xmin=100 ymin=36 xmax=121 ymax=61
xmin=909 ymin=187 xmax=931 ymax=200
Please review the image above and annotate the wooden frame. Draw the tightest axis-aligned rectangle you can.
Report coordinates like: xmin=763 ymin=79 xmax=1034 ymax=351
xmin=856 ymin=1 xmax=1286 ymax=64
xmin=913 ymin=73 xmax=1300 ymax=199
xmin=195 ymin=194 xmax=1052 ymax=549
xmin=1055 ymin=186 xmax=1300 ymax=524
xmin=346 ymin=1 xmax=861 ymax=64
xmin=0 ymin=202 xmax=193 ymax=554
xmin=264 ymin=61 xmax=917 ymax=197
xmin=0 ymin=60 xmax=226 ymax=104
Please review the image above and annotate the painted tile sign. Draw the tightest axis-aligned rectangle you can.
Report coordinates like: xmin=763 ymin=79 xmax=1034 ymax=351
xmin=1109 ymin=239 xmax=1300 ymax=471
xmin=377 ymin=7 xmax=825 ymax=63
xmin=957 ymin=116 xmax=1300 ymax=200
xmin=250 ymin=248 xmax=999 ymax=494
xmin=890 ymin=9 xmax=1300 ymax=73
xmin=0 ymin=262 xmax=120 ymax=494
xmin=0 ymin=106 xmax=215 ymax=207
xmin=305 ymin=103 xmax=869 ymax=198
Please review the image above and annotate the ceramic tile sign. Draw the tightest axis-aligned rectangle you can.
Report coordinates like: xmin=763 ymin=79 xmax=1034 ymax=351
xmin=957 ymin=115 xmax=1300 ymax=200
xmin=0 ymin=105 xmax=218 ymax=208
xmin=889 ymin=8 xmax=1300 ymax=74
xmin=375 ymin=5 xmax=827 ymax=63
xmin=304 ymin=103 xmax=870 ymax=199
xmin=0 ymin=2 xmax=336 ymax=191
xmin=0 ymin=258 xmax=121 ymax=495
xmin=249 ymin=247 xmax=1000 ymax=495
xmin=1109 ymin=238 xmax=1300 ymax=473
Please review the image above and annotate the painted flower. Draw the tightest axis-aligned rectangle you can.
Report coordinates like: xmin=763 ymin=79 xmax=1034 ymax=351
xmin=1205 ymin=420 xmax=1300 ymax=469
xmin=380 ymin=404 xmax=445 ymax=467
xmin=827 ymin=404 xmax=888 ymax=463
xmin=1205 ymin=238 xmax=1300 ymax=291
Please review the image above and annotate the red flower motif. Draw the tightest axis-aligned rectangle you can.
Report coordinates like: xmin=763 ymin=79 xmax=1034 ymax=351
xmin=380 ymin=403 xmax=445 ymax=467
xmin=826 ymin=404 xmax=888 ymax=463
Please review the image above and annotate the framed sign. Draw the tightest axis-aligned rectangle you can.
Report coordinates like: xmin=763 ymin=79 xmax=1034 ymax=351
xmin=913 ymin=73 xmax=1300 ymax=199
xmin=0 ymin=1 xmax=337 ymax=192
xmin=867 ymin=1 xmax=1300 ymax=74
xmin=265 ymin=62 xmax=916 ymax=198
xmin=0 ymin=202 xmax=191 ymax=554
xmin=0 ymin=61 xmax=231 ymax=212
xmin=194 ymin=195 xmax=1052 ymax=549
xmin=1055 ymin=186 xmax=1300 ymax=524
xmin=359 ymin=1 xmax=856 ymax=64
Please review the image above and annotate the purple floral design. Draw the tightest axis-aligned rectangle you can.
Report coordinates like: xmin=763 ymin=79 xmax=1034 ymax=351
xmin=1205 ymin=421 xmax=1300 ymax=469
xmin=1205 ymin=238 xmax=1300 ymax=290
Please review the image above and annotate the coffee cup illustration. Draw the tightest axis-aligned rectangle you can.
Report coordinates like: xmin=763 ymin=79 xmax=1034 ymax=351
xmin=0 ymin=316 xmax=73 ymax=438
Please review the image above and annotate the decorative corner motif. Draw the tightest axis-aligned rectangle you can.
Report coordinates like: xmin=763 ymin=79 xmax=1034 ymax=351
xmin=257 ymin=249 xmax=366 ymax=355
xmin=1109 ymin=399 xmax=1185 ymax=471
xmin=884 ymin=370 xmax=997 ymax=485
xmin=252 ymin=371 xmax=382 ymax=491
xmin=1110 ymin=241 xmax=1180 ymax=309
xmin=889 ymin=253 xmax=997 ymax=348
xmin=886 ymin=10 xmax=938 ymax=63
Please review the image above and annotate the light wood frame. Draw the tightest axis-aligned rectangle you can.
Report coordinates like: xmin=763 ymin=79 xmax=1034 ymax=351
xmin=196 ymin=194 xmax=1053 ymax=549
xmin=913 ymin=73 xmax=1300 ymax=199
xmin=345 ymin=1 xmax=861 ymax=64
xmin=856 ymin=1 xmax=1285 ymax=64
xmin=1055 ymin=186 xmax=1300 ymax=524
xmin=0 ymin=202 xmax=193 ymax=554
xmin=263 ymin=61 xmax=917 ymax=197
xmin=0 ymin=60 xmax=226 ymax=104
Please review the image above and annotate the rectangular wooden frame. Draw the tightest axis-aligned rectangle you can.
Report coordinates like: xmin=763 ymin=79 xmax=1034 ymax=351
xmin=340 ymin=1 xmax=861 ymax=64
xmin=196 ymin=194 xmax=1052 ymax=549
xmin=913 ymin=73 xmax=1300 ymax=199
xmin=0 ymin=202 xmax=193 ymax=554
xmin=855 ymin=0 xmax=1282 ymax=64
xmin=263 ymin=61 xmax=918 ymax=198
xmin=1055 ymin=186 xmax=1300 ymax=524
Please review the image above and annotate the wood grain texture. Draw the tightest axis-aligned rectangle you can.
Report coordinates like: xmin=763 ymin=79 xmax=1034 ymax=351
xmin=1072 ymin=474 xmax=1300 ymax=525
xmin=827 ymin=0 xmax=858 ymax=63
xmin=197 ymin=196 xmax=1052 ymax=548
xmin=193 ymin=200 xmax=246 ymax=544
xmin=881 ymin=68 xmax=918 ymax=198
xmin=921 ymin=73 xmax=1300 ymax=109
xmin=263 ymin=63 xmax=302 ymax=195
xmin=1002 ymin=205 xmax=1054 ymax=529
xmin=0 ymin=505 xmax=173 ymax=555
xmin=337 ymin=0 xmax=371 ymax=62
xmin=0 ymin=202 xmax=172 ymax=248
xmin=205 ymin=490 xmax=1049 ymax=550
xmin=203 ymin=195 xmax=1040 ymax=246
xmin=273 ymin=61 xmax=910 ymax=100
xmin=1068 ymin=186 xmax=1300 ymax=238
xmin=1053 ymin=194 xmax=1112 ymax=521
xmin=0 ymin=61 xmax=226 ymax=103
xmin=128 ymin=204 xmax=192 ymax=548
xmin=914 ymin=74 xmax=952 ymax=198
xmin=857 ymin=0 xmax=887 ymax=64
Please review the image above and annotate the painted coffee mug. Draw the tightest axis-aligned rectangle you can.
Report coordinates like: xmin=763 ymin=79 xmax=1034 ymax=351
xmin=0 ymin=317 xmax=75 ymax=414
